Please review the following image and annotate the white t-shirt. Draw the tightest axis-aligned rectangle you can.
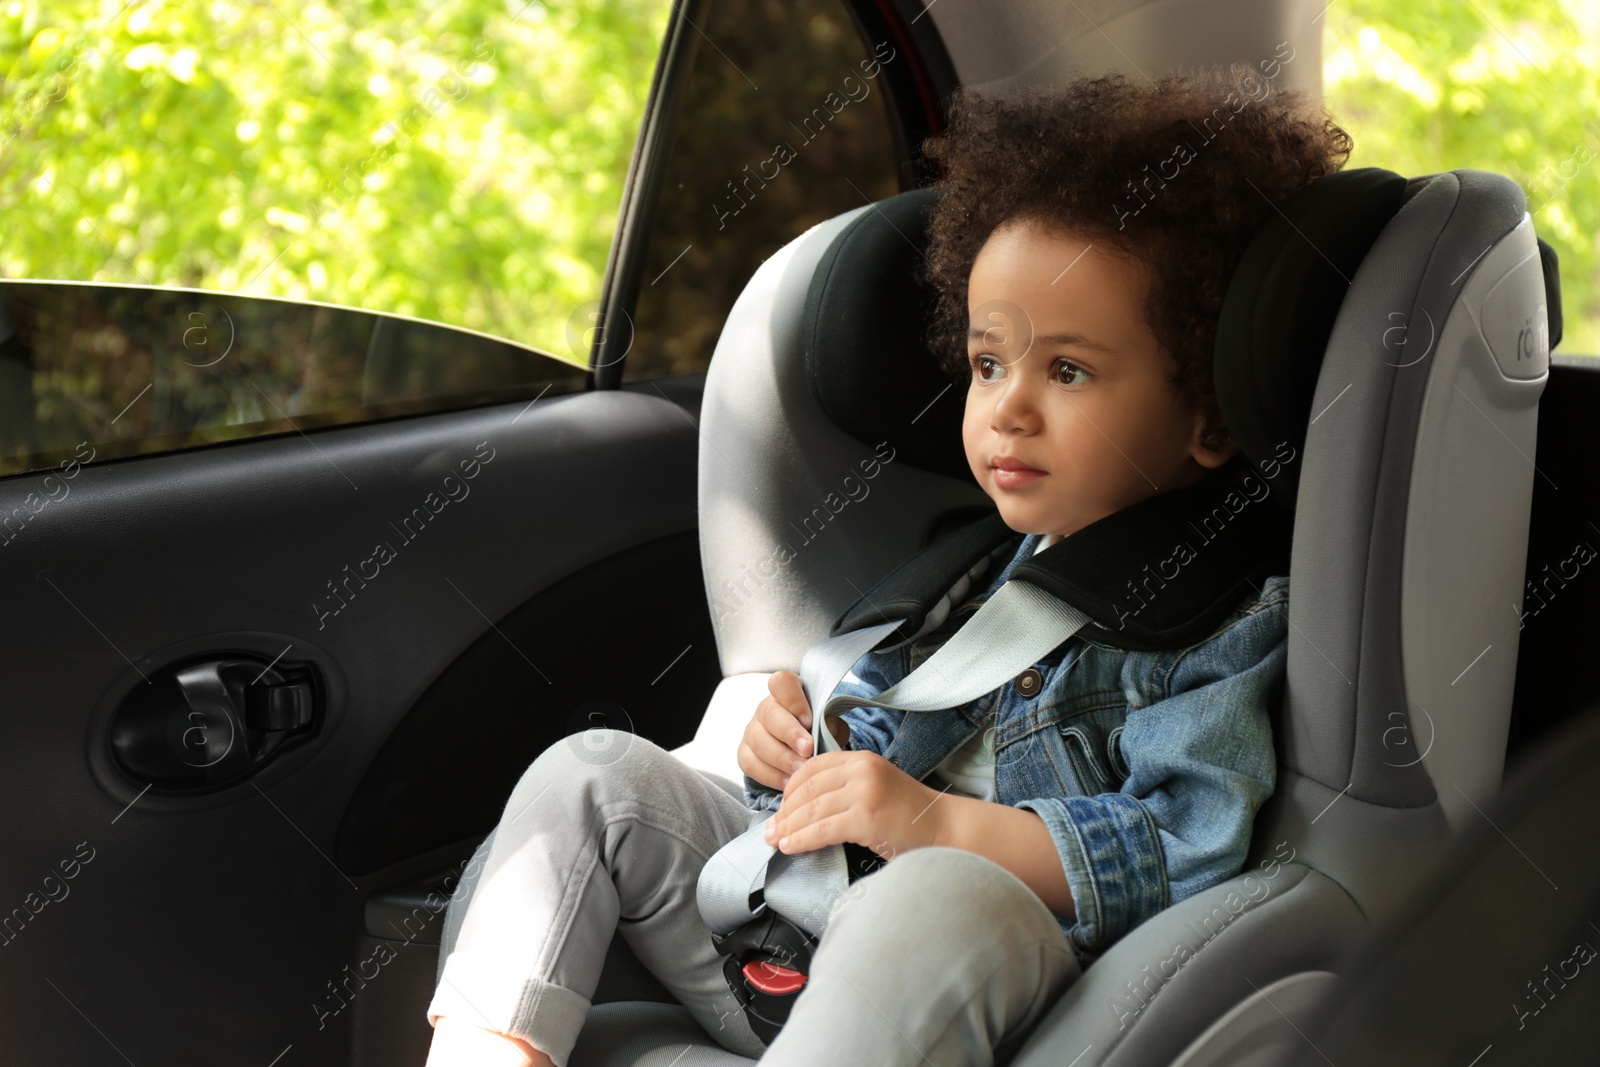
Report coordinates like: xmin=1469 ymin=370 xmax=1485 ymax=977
xmin=927 ymin=531 xmax=1059 ymax=802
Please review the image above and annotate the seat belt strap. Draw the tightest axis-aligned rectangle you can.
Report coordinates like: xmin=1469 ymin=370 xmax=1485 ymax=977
xmin=799 ymin=619 xmax=906 ymax=757
xmin=815 ymin=580 xmax=1091 ymax=721
xmin=695 ymin=618 xmax=900 ymax=939
xmin=697 ymin=579 xmax=1091 ymax=939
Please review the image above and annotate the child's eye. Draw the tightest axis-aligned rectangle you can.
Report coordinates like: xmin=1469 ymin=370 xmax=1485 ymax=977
xmin=970 ymin=353 xmax=1003 ymax=381
xmin=968 ymin=354 xmax=1092 ymax=387
xmin=1054 ymin=359 xmax=1091 ymax=387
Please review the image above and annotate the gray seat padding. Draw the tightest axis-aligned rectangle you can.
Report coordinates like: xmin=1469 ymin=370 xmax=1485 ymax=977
xmin=1266 ymin=703 xmax=1600 ymax=1066
xmin=1010 ymin=859 xmax=1361 ymax=1063
xmin=571 ymin=1002 xmax=758 ymax=1066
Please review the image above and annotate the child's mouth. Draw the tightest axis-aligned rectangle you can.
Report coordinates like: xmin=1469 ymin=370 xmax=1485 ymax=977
xmin=993 ymin=470 xmax=1045 ymax=489
xmin=991 ymin=462 xmax=1047 ymax=489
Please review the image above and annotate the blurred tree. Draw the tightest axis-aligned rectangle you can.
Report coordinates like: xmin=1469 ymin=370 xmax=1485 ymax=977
xmin=0 ymin=0 xmax=674 ymax=367
xmin=1323 ymin=0 xmax=1599 ymax=354
xmin=1 ymin=0 xmax=1592 ymax=363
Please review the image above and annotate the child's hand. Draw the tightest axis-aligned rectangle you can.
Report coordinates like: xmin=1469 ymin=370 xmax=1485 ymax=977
xmin=761 ymin=749 xmax=946 ymax=860
xmin=738 ymin=670 xmax=848 ymax=791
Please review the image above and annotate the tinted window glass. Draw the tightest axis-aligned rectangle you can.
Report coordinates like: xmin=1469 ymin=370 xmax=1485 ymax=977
xmin=0 ymin=281 xmax=585 ymax=479
xmin=623 ymin=0 xmax=909 ymax=382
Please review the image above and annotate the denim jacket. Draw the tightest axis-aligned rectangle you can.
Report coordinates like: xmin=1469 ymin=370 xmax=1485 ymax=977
xmin=743 ymin=531 xmax=1289 ymax=969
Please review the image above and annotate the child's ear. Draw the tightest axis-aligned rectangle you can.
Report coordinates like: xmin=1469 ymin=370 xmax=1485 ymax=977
xmin=1187 ymin=409 xmax=1240 ymax=469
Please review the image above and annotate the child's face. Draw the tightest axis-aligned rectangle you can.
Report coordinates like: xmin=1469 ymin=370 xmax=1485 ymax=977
xmin=963 ymin=219 xmax=1237 ymax=540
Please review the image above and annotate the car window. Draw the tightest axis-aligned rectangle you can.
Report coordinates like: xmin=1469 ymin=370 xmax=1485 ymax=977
xmin=0 ymin=0 xmax=674 ymax=478
xmin=0 ymin=281 xmax=583 ymax=477
xmin=621 ymin=0 xmax=911 ymax=383
xmin=1320 ymin=0 xmax=1598 ymax=355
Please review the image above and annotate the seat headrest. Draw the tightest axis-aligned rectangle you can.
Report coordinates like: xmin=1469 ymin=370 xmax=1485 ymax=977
xmin=801 ymin=169 xmax=1416 ymax=512
xmin=801 ymin=187 xmax=963 ymax=480
xmin=1213 ymin=166 xmax=1410 ymax=510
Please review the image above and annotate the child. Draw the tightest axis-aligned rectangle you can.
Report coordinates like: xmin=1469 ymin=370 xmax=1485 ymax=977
xmin=425 ymin=62 xmax=1349 ymax=1067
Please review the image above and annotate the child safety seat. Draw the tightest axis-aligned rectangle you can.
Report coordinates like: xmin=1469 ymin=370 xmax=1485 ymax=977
xmin=640 ymin=164 xmax=1557 ymax=1066
xmin=692 ymin=163 xmax=1489 ymax=1047
xmin=697 ymin=450 xmax=1295 ymax=1042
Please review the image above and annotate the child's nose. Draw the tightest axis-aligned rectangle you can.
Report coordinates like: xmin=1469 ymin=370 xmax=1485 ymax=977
xmin=992 ymin=379 xmax=1042 ymax=425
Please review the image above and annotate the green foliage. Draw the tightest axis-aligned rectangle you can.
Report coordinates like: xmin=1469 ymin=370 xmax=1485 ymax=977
xmin=1324 ymin=0 xmax=1600 ymax=353
xmin=0 ymin=0 xmax=674 ymax=366
xmin=1 ymin=0 xmax=1593 ymax=361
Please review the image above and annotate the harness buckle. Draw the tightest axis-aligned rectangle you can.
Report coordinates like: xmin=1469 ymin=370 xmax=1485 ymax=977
xmin=710 ymin=841 xmax=887 ymax=1046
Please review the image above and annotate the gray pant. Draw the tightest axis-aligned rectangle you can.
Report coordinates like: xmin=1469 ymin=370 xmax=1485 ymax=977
xmin=426 ymin=729 xmax=1081 ymax=1067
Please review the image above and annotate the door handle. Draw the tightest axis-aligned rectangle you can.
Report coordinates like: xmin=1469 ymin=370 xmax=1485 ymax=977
xmin=111 ymin=655 xmax=322 ymax=793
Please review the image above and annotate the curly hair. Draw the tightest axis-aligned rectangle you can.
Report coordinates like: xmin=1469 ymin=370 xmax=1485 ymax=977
xmin=918 ymin=62 xmax=1354 ymax=455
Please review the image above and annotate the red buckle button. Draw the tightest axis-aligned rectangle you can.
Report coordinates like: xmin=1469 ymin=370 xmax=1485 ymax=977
xmin=742 ymin=959 xmax=807 ymax=996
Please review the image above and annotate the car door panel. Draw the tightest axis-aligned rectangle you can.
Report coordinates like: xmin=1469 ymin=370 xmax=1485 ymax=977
xmin=0 ymin=385 xmax=716 ymax=1066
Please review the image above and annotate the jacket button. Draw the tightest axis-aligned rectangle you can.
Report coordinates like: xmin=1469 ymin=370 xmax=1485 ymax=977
xmin=1016 ymin=667 xmax=1043 ymax=697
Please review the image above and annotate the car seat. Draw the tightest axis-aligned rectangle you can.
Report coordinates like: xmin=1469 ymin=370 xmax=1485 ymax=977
xmin=1259 ymin=699 xmax=1600 ymax=1067
xmin=568 ymin=165 xmax=1556 ymax=1066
